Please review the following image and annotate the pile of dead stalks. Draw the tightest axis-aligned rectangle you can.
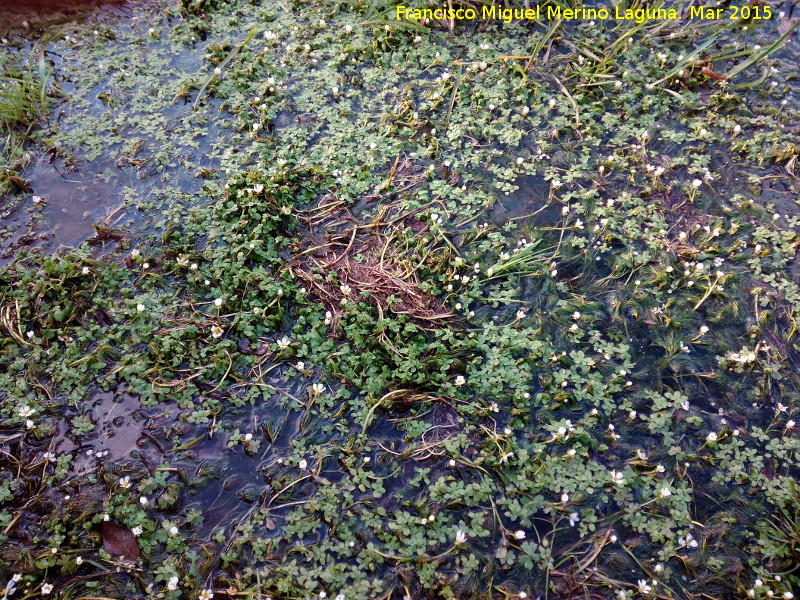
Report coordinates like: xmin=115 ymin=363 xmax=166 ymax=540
xmin=288 ymin=191 xmax=453 ymax=330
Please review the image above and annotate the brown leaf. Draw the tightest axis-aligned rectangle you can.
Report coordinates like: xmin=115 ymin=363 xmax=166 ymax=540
xmin=700 ymin=66 xmax=727 ymax=81
xmin=778 ymin=18 xmax=799 ymax=36
xmin=101 ymin=521 xmax=140 ymax=562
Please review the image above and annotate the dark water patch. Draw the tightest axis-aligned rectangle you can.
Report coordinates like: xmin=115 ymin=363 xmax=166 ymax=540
xmin=490 ymin=174 xmax=559 ymax=227
xmin=0 ymin=155 xmax=132 ymax=264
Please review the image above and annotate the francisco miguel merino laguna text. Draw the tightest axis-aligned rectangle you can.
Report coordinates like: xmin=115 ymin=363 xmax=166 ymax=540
xmin=397 ymin=4 xmax=690 ymax=24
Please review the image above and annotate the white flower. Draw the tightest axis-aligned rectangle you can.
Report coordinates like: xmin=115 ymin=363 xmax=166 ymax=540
xmin=176 ymin=255 xmax=189 ymax=267
xmin=76 ymin=556 xmax=83 ymax=564
xmin=311 ymin=383 xmax=324 ymax=395
xmin=335 ymin=595 xmax=345 ymax=600
xmin=454 ymin=375 xmax=466 ymax=386
xmin=654 ymin=563 xmax=663 ymax=573
xmin=692 ymin=179 xmax=702 ymax=188
xmin=119 ymin=476 xmax=131 ymax=489
xmin=132 ymin=525 xmax=143 ymax=536
xmin=324 ymin=311 xmax=332 ymax=325
xmin=214 ymin=298 xmax=223 ymax=307
xmin=706 ymin=432 xmax=718 ymax=442
xmin=277 ymin=336 xmax=291 ymax=350
xmin=513 ymin=530 xmax=525 ymax=540
xmin=136 ymin=303 xmax=145 ymax=313
xmin=130 ymin=248 xmax=140 ymax=258
xmin=167 ymin=576 xmax=179 ymax=591
xmin=170 ymin=526 xmax=179 ymax=536
xmin=700 ymin=325 xmax=709 ymax=334
xmin=140 ymin=496 xmax=148 ymax=505
xmin=659 ymin=487 xmax=672 ymax=498
xmin=340 ymin=284 xmax=352 ymax=295
xmin=561 ymin=493 xmax=569 ymax=503
xmin=19 ymin=405 xmax=35 ymax=418
xmin=637 ymin=580 xmax=651 ymax=595
xmin=27 ymin=330 xmax=34 ymax=338
xmin=82 ymin=266 xmax=90 ymax=275
xmin=455 ymin=530 xmax=467 ymax=544
xmin=211 ymin=326 xmax=224 ymax=339
xmin=568 ymin=512 xmax=579 ymax=526
xmin=199 ymin=590 xmax=214 ymax=600
xmin=298 ymin=458 xmax=308 ymax=470
xmin=609 ymin=470 xmax=625 ymax=485
xmin=42 ymin=583 xmax=54 ymax=595
xmin=679 ymin=532 xmax=699 ymax=548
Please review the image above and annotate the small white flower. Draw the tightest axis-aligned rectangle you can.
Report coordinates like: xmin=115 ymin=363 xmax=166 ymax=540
xmin=199 ymin=590 xmax=214 ymax=600
xmin=298 ymin=458 xmax=308 ymax=470
xmin=42 ymin=583 xmax=54 ymax=595
xmin=568 ymin=512 xmax=579 ymax=526
xmin=170 ymin=526 xmax=179 ymax=536
xmin=82 ymin=266 xmax=90 ymax=275
xmin=514 ymin=530 xmax=526 ymax=540
xmin=119 ymin=476 xmax=131 ymax=489
xmin=455 ymin=530 xmax=467 ymax=544
xmin=211 ymin=326 xmax=224 ymax=339
xmin=311 ymin=383 xmax=324 ymax=395
xmin=454 ymin=375 xmax=466 ymax=386
xmin=136 ymin=303 xmax=145 ymax=313
xmin=277 ymin=336 xmax=291 ymax=350
xmin=637 ymin=580 xmax=651 ymax=595
xmin=140 ymin=496 xmax=148 ymax=505
xmin=340 ymin=284 xmax=352 ymax=295
xmin=706 ymin=432 xmax=718 ymax=442
xmin=214 ymin=298 xmax=223 ymax=307
xmin=609 ymin=470 xmax=625 ymax=485
xmin=659 ymin=487 xmax=672 ymax=498
xmin=19 ymin=405 xmax=35 ymax=418
xmin=692 ymin=179 xmax=702 ymax=188
xmin=76 ymin=556 xmax=83 ymax=564
xmin=132 ymin=525 xmax=143 ymax=536
xmin=167 ymin=576 xmax=179 ymax=591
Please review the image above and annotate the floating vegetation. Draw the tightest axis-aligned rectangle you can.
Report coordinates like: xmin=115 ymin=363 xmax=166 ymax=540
xmin=1 ymin=0 xmax=800 ymax=599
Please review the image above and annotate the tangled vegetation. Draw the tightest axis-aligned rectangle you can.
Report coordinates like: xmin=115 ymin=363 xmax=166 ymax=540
xmin=1 ymin=0 xmax=800 ymax=599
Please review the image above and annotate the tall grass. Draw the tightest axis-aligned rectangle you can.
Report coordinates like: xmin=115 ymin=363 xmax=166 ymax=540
xmin=0 ymin=47 xmax=49 ymax=195
xmin=0 ymin=48 xmax=48 ymax=134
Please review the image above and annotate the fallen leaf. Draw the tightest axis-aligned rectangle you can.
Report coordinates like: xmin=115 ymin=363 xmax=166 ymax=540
xmin=101 ymin=521 xmax=140 ymax=562
xmin=700 ymin=66 xmax=727 ymax=81
xmin=778 ymin=18 xmax=798 ymax=36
